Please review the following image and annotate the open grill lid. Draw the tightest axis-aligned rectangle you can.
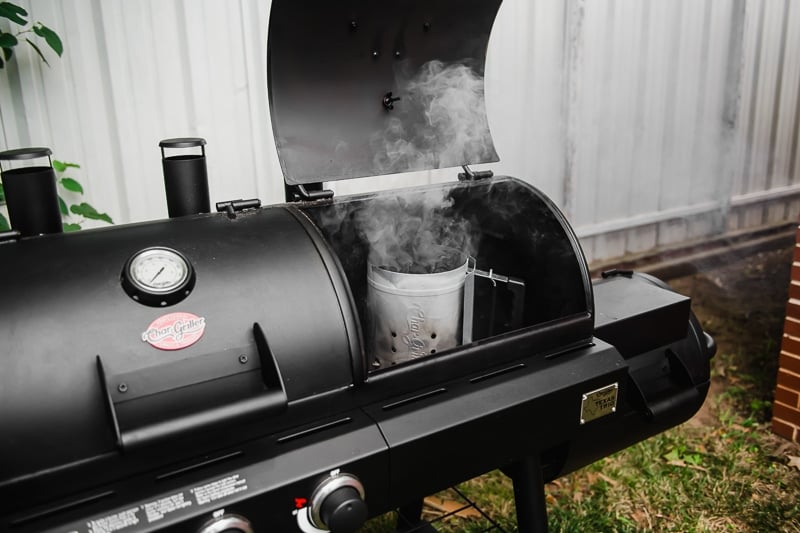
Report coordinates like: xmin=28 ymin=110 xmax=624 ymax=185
xmin=267 ymin=0 xmax=502 ymax=185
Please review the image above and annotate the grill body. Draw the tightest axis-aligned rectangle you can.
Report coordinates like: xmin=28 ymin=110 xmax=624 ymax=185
xmin=0 ymin=1 xmax=714 ymax=531
xmin=0 ymin=178 xmax=712 ymax=532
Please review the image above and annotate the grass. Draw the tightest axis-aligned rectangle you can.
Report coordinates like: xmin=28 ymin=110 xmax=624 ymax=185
xmin=361 ymin=248 xmax=800 ymax=532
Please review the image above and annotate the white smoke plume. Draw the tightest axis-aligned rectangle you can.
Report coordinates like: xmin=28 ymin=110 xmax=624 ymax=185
xmin=352 ymin=189 xmax=476 ymax=274
xmin=371 ymin=60 xmax=497 ymax=174
xmin=310 ymin=186 xmax=479 ymax=275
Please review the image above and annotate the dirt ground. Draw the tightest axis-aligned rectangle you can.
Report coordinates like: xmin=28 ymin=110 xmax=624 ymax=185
xmin=668 ymin=244 xmax=794 ymax=429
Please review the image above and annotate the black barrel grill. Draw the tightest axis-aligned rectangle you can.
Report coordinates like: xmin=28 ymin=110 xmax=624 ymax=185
xmin=0 ymin=1 xmax=714 ymax=532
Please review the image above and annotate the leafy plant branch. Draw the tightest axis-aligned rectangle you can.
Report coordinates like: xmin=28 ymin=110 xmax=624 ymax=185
xmin=0 ymin=3 xmax=113 ymax=233
xmin=0 ymin=1 xmax=62 ymax=68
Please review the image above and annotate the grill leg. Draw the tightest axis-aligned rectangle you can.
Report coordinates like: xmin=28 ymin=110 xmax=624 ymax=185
xmin=396 ymin=499 xmax=437 ymax=532
xmin=508 ymin=455 xmax=549 ymax=533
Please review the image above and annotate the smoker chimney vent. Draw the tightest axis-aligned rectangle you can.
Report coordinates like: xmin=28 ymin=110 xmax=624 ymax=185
xmin=159 ymin=137 xmax=211 ymax=218
xmin=0 ymin=147 xmax=62 ymax=238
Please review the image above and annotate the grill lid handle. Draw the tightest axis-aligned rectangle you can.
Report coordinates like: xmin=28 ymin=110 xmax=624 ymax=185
xmin=97 ymin=322 xmax=288 ymax=450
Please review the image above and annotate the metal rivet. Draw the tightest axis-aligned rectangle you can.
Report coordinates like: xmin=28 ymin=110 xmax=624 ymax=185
xmin=394 ymin=51 xmax=401 ymax=58
xmin=118 ymin=383 xmax=128 ymax=393
xmin=239 ymin=354 xmax=248 ymax=364
xmin=350 ymin=20 xmax=358 ymax=30
xmin=372 ymin=50 xmax=379 ymax=59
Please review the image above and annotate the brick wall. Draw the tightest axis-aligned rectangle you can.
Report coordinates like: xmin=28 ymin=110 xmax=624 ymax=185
xmin=774 ymin=225 xmax=800 ymax=442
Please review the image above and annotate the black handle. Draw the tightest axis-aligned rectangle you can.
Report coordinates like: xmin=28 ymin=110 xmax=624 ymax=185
xmin=641 ymin=386 xmax=701 ymax=420
xmin=628 ymin=348 xmax=704 ymax=421
xmin=100 ymin=323 xmax=288 ymax=450
xmin=120 ymin=389 xmax=286 ymax=449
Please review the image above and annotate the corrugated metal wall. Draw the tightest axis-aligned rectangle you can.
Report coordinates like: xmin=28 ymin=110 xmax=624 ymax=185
xmin=1 ymin=0 xmax=798 ymax=263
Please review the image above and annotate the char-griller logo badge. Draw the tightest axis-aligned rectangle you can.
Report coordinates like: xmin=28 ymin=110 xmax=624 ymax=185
xmin=141 ymin=312 xmax=206 ymax=350
xmin=403 ymin=304 xmax=427 ymax=357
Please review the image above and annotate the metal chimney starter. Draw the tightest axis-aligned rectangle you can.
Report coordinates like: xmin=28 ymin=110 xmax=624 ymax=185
xmin=159 ymin=137 xmax=210 ymax=218
xmin=0 ymin=147 xmax=62 ymax=237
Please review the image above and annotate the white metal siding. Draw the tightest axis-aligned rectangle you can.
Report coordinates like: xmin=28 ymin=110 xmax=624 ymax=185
xmin=1 ymin=0 xmax=798 ymax=263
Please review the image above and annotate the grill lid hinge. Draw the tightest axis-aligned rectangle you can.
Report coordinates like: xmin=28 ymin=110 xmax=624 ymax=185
xmin=285 ymin=183 xmax=334 ymax=202
xmin=458 ymin=165 xmax=494 ymax=181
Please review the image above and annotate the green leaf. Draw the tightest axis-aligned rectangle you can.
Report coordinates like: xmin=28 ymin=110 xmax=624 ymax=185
xmin=663 ymin=448 xmax=681 ymax=462
xmin=0 ymin=212 xmax=9 ymax=231
xmin=70 ymin=202 xmax=113 ymax=224
xmin=52 ymin=159 xmax=80 ymax=171
xmin=32 ymin=23 xmax=62 ymax=57
xmin=0 ymin=32 xmax=18 ymax=48
xmin=58 ymin=195 xmax=67 ymax=215
xmin=0 ymin=2 xmax=28 ymax=26
xmin=25 ymin=38 xmax=49 ymax=67
xmin=685 ymin=453 xmax=703 ymax=466
xmin=62 ymin=222 xmax=81 ymax=232
xmin=0 ymin=182 xmax=5 ymax=204
xmin=60 ymin=177 xmax=83 ymax=194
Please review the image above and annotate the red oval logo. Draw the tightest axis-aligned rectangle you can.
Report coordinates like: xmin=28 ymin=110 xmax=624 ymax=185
xmin=141 ymin=312 xmax=206 ymax=350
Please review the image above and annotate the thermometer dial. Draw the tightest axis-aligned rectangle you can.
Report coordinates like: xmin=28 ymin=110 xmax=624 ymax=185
xmin=122 ymin=247 xmax=195 ymax=306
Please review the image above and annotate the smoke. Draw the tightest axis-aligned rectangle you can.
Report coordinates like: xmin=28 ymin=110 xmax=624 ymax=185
xmin=311 ymin=187 xmax=478 ymax=275
xmin=371 ymin=60 xmax=497 ymax=174
xmin=308 ymin=60 xmax=497 ymax=274
xmin=353 ymin=189 xmax=476 ymax=274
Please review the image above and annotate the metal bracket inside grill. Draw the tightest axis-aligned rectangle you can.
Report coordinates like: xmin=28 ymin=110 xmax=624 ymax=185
xmin=464 ymin=264 xmax=526 ymax=341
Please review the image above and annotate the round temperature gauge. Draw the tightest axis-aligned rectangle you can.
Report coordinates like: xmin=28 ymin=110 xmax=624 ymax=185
xmin=122 ymin=247 xmax=195 ymax=307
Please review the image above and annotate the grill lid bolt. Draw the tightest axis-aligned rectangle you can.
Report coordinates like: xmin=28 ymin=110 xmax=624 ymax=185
xmin=382 ymin=92 xmax=401 ymax=111
xmin=349 ymin=20 xmax=358 ymax=31
xmin=117 ymin=383 xmax=128 ymax=394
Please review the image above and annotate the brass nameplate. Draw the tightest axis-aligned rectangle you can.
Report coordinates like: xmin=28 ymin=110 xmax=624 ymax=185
xmin=580 ymin=383 xmax=619 ymax=424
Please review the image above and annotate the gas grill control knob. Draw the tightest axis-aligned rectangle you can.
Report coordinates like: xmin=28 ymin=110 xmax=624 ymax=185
xmin=197 ymin=513 xmax=253 ymax=533
xmin=309 ymin=473 xmax=367 ymax=532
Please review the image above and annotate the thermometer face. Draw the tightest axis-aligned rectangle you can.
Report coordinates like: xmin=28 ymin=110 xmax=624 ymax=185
xmin=122 ymin=247 xmax=195 ymax=306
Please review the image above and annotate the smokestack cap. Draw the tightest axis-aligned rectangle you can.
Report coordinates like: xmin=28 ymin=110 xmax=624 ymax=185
xmin=267 ymin=0 xmax=501 ymax=186
xmin=0 ymin=147 xmax=52 ymax=162
xmin=159 ymin=138 xmax=206 ymax=149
